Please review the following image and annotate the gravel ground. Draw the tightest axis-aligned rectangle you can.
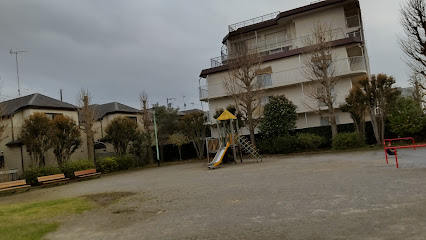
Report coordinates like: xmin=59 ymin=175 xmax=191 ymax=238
xmin=1 ymin=148 xmax=426 ymax=240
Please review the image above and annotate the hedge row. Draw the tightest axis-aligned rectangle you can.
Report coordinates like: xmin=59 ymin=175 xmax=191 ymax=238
xmin=258 ymin=133 xmax=326 ymax=154
xmin=23 ymin=156 xmax=137 ymax=185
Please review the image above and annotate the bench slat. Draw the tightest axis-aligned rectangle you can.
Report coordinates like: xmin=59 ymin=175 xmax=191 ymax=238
xmin=77 ymin=172 xmax=101 ymax=178
xmin=41 ymin=178 xmax=69 ymax=185
xmin=0 ymin=180 xmax=27 ymax=189
xmin=38 ymin=174 xmax=66 ymax=182
xmin=0 ymin=184 xmax=30 ymax=192
xmin=74 ymin=169 xmax=98 ymax=176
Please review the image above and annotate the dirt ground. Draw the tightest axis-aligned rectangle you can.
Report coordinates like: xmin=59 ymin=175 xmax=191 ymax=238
xmin=1 ymin=148 xmax=426 ymax=240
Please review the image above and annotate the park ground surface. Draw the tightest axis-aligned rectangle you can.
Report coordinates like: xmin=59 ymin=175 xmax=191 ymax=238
xmin=1 ymin=148 xmax=426 ymax=240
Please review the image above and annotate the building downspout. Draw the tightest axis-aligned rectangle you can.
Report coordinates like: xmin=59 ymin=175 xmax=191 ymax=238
xmin=20 ymin=145 xmax=24 ymax=172
xmin=100 ymin=119 xmax=103 ymax=138
xmin=10 ymin=116 xmax=14 ymax=141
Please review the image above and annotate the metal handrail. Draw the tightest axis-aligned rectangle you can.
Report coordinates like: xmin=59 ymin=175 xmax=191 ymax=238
xmin=211 ymin=28 xmax=345 ymax=68
xmin=228 ymin=11 xmax=280 ymax=32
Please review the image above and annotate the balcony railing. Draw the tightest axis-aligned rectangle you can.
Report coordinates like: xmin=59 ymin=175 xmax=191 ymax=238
xmin=228 ymin=12 xmax=280 ymax=32
xmin=199 ymin=86 xmax=208 ymax=99
xmin=200 ymin=56 xmax=366 ymax=101
xmin=346 ymin=15 xmax=360 ymax=28
xmin=210 ymin=29 xmax=345 ymax=68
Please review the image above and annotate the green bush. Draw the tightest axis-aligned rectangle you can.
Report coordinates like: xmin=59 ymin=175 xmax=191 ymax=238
xmin=115 ymin=155 xmax=135 ymax=170
xmin=258 ymin=135 xmax=299 ymax=154
xmin=96 ymin=157 xmax=118 ymax=173
xmin=332 ymin=132 xmax=364 ymax=150
xmin=23 ymin=166 xmax=61 ymax=185
xmin=297 ymin=133 xmax=326 ymax=151
xmin=60 ymin=159 xmax=95 ymax=179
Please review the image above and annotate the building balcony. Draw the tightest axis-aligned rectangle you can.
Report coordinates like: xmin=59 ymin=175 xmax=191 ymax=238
xmin=199 ymin=56 xmax=367 ymax=101
xmin=210 ymin=29 xmax=346 ymax=68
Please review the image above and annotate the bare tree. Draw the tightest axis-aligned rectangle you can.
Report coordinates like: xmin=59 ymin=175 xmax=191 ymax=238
xmin=77 ymin=88 xmax=97 ymax=162
xmin=301 ymin=22 xmax=339 ymax=137
xmin=399 ymin=0 xmax=426 ymax=80
xmin=223 ymin=39 xmax=264 ymax=146
xmin=139 ymin=91 xmax=154 ymax=164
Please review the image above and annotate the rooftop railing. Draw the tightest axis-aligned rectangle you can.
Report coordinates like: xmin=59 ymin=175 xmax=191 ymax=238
xmin=228 ymin=12 xmax=280 ymax=32
xmin=210 ymin=29 xmax=345 ymax=68
xmin=200 ymin=56 xmax=367 ymax=101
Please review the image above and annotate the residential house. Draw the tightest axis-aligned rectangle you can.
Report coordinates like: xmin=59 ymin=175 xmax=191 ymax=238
xmin=91 ymin=102 xmax=142 ymax=155
xmin=0 ymin=93 xmax=87 ymax=173
xmin=199 ymin=0 xmax=370 ymax=137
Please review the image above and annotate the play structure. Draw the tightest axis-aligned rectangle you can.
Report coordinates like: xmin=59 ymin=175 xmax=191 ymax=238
xmin=384 ymin=137 xmax=426 ymax=168
xmin=206 ymin=110 xmax=262 ymax=169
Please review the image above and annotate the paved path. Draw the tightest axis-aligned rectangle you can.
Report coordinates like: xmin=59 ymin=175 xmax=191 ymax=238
xmin=2 ymin=148 xmax=426 ymax=239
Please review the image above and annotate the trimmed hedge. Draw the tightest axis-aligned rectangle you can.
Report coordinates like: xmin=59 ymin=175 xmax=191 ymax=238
xmin=332 ymin=132 xmax=365 ymax=150
xmin=23 ymin=166 xmax=61 ymax=185
xmin=297 ymin=133 xmax=326 ymax=150
xmin=115 ymin=155 xmax=135 ymax=170
xmin=60 ymin=159 xmax=95 ymax=179
xmin=96 ymin=157 xmax=118 ymax=173
xmin=258 ymin=133 xmax=326 ymax=154
xmin=95 ymin=155 xmax=136 ymax=173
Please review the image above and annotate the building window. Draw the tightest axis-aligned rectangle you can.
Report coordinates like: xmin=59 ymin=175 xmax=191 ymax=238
xmin=45 ymin=113 xmax=63 ymax=120
xmin=320 ymin=115 xmax=340 ymax=126
xmin=257 ymin=74 xmax=272 ymax=87
xmin=127 ymin=116 xmax=137 ymax=123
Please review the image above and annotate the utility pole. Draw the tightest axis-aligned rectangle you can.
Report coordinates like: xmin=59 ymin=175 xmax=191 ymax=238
xmin=166 ymin=97 xmax=176 ymax=108
xmin=9 ymin=49 xmax=27 ymax=97
xmin=60 ymin=89 xmax=63 ymax=101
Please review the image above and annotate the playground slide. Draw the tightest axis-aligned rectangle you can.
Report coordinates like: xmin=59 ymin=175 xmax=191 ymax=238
xmin=208 ymin=142 xmax=230 ymax=169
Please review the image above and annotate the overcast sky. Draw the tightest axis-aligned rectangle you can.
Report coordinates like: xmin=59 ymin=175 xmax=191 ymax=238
xmin=0 ymin=0 xmax=410 ymax=110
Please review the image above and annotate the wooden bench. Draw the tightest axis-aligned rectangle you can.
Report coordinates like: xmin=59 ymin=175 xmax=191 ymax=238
xmin=0 ymin=180 xmax=30 ymax=193
xmin=37 ymin=173 xmax=69 ymax=186
xmin=74 ymin=169 xmax=101 ymax=179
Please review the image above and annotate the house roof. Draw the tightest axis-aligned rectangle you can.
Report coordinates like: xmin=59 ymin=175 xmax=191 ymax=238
xmin=222 ymin=0 xmax=358 ymax=43
xmin=0 ymin=93 xmax=77 ymax=117
xmin=90 ymin=102 xmax=141 ymax=119
xmin=178 ymin=109 xmax=204 ymax=116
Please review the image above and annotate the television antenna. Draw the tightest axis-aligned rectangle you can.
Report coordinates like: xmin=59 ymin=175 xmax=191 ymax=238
xmin=9 ymin=49 xmax=28 ymax=96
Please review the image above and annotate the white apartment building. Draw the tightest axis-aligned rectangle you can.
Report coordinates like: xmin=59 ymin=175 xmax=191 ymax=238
xmin=199 ymin=0 xmax=370 ymax=137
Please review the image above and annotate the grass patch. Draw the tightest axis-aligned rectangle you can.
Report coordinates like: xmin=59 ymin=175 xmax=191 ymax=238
xmin=0 ymin=197 xmax=94 ymax=240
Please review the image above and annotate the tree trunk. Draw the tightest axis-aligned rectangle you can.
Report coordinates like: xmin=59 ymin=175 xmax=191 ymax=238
xmin=368 ymin=107 xmax=381 ymax=145
xmin=87 ymin=134 xmax=94 ymax=163
xmin=330 ymin=115 xmax=338 ymax=138
xmin=146 ymin=145 xmax=154 ymax=164
xmin=192 ymin=141 xmax=201 ymax=159
xmin=178 ymin=146 xmax=182 ymax=161
xmin=247 ymin=115 xmax=256 ymax=147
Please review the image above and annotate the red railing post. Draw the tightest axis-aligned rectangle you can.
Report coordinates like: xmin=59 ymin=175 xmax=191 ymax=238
xmin=394 ymin=148 xmax=399 ymax=168
xmin=384 ymin=141 xmax=389 ymax=164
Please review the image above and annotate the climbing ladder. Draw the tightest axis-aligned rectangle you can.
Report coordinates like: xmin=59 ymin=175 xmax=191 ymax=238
xmin=234 ymin=136 xmax=263 ymax=163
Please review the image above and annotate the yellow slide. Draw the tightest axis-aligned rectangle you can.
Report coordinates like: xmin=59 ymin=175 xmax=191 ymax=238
xmin=208 ymin=142 xmax=230 ymax=169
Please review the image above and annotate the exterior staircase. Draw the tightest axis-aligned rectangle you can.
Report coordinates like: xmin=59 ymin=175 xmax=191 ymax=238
xmin=234 ymin=136 xmax=263 ymax=163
